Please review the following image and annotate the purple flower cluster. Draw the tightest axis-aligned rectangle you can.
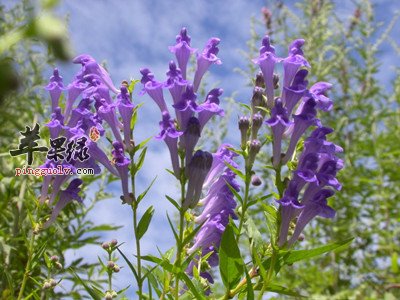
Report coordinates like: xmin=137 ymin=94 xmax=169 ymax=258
xmin=140 ymin=28 xmax=224 ymax=197
xmin=41 ymin=55 xmax=134 ymax=227
xmin=186 ymin=145 xmax=239 ymax=286
xmin=252 ymin=36 xmax=343 ymax=247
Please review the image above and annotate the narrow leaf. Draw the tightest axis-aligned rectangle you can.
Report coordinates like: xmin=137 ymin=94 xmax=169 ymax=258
xmin=137 ymin=206 xmax=155 ymax=240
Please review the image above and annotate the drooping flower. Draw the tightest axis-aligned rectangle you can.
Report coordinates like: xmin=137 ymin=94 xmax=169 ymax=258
xmin=112 ymin=141 xmax=132 ymax=204
xmin=173 ymin=84 xmax=201 ymax=131
xmin=140 ymin=68 xmax=168 ymax=113
xmin=198 ymin=88 xmax=224 ymax=130
xmin=43 ymin=178 xmax=83 ymax=229
xmin=46 ymin=107 xmax=65 ymax=139
xmin=193 ymin=38 xmax=222 ymax=92
xmin=116 ymin=86 xmax=134 ymax=151
xmin=183 ymin=150 xmax=213 ymax=210
xmin=168 ymin=27 xmax=196 ymax=79
xmin=155 ymin=111 xmax=183 ymax=179
xmin=266 ymin=98 xmax=291 ymax=168
xmin=309 ymin=82 xmax=333 ymax=112
xmin=97 ymin=100 xmax=123 ymax=143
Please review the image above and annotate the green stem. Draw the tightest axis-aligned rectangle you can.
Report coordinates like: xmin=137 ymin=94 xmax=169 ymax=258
xmin=130 ymin=152 xmax=143 ymax=299
xmin=174 ymin=155 xmax=186 ymax=299
xmin=108 ymin=252 xmax=112 ymax=291
xmin=236 ymin=164 xmax=251 ymax=243
xmin=257 ymin=249 xmax=278 ymax=300
xmin=17 ymin=230 xmax=35 ymax=300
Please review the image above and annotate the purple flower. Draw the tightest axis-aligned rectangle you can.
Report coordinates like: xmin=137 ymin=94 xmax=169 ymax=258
xmin=82 ymin=74 xmax=113 ymax=104
xmin=67 ymin=97 xmax=93 ymax=128
xmin=277 ymin=183 xmax=304 ymax=247
xmin=155 ymin=111 xmax=183 ymax=179
xmin=64 ymin=78 xmax=88 ymax=122
xmin=282 ymin=39 xmax=310 ymax=88
xmin=309 ymin=82 xmax=333 ymax=111
xmin=198 ymin=88 xmax=224 ymax=130
xmin=183 ymin=117 xmax=201 ymax=167
xmin=266 ymin=98 xmax=291 ymax=168
xmin=187 ymin=213 xmax=227 ymax=254
xmin=282 ymin=98 xmax=321 ymax=164
xmin=45 ymin=68 xmax=64 ymax=113
xmin=87 ymin=140 xmax=119 ymax=177
xmin=287 ymin=189 xmax=335 ymax=246
xmin=173 ymin=84 xmax=201 ymax=131
xmin=140 ymin=68 xmax=168 ymax=113
xmin=253 ymin=36 xmax=281 ymax=108
xmin=293 ymin=152 xmax=319 ymax=186
xmin=38 ymin=159 xmax=57 ymax=204
xmin=112 ymin=141 xmax=132 ymax=204
xmin=164 ymin=61 xmax=188 ymax=107
xmin=248 ymin=139 xmax=262 ymax=167
xmin=193 ymin=38 xmax=221 ymax=92
xmin=238 ymin=116 xmax=250 ymax=149
xmin=183 ymin=150 xmax=213 ymax=210
xmin=48 ymin=162 xmax=76 ymax=205
xmin=117 ymin=86 xmax=134 ymax=151
xmin=282 ymin=69 xmax=308 ymax=116
xmin=251 ymin=112 xmax=264 ymax=140
xmin=46 ymin=107 xmax=65 ymax=139
xmin=168 ymin=28 xmax=196 ymax=79
xmin=98 ymin=100 xmax=123 ymax=143
xmin=73 ymin=54 xmax=119 ymax=94
xmin=203 ymin=144 xmax=238 ymax=188
xmin=43 ymin=178 xmax=83 ymax=229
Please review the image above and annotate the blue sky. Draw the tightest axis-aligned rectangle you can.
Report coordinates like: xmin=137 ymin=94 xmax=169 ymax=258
xmin=48 ymin=0 xmax=400 ymax=296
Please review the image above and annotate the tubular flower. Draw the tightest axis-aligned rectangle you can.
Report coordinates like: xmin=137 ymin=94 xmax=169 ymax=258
xmin=183 ymin=150 xmax=213 ymax=210
xmin=112 ymin=141 xmax=132 ymax=204
xmin=155 ymin=111 xmax=183 ymax=179
xmin=43 ymin=178 xmax=83 ymax=229
xmin=198 ymin=88 xmax=224 ymax=130
xmin=139 ymin=68 xmax=168 ymax=113
xmin=46 ymin=107 xmax=65 ymax=139
xmin=168 ymin=27 xmax=196 ymax=79
xmin=193 ymin=37 xmax=221 ymax=92
xmin=116 ymin=86 xmax=134 ymax=151
xmin=45 ymin=68 xmax=64 ymax=112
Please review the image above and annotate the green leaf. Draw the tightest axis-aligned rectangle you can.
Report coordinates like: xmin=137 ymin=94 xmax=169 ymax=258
xmin=136 ymin=176 xmax=157 ymax=204
xmin=116 ymin=247 xmax=139 ymax=283
xmin=133 ymin=147 xmax=147 ymax=175
xmin=70 ymin=269 xmax=102 ymax=300
xmin=244 ymin=216 xmax=263 ymax=249
xmin=137 ymin=206 xmax=155 ymax=240
xmin=283 ymin=237 xmax=354 ymax=265
xmin=224 ymin=161 xmax=245 ymax=180
xmin=254 ymin=282 xmax=307 ymax=297
xmin=165 ymin=195 xmax=180 ymax=211
xmin=219 ymin=221 xmax=245 ymax=289
xmin=134 ymin=136 xmax=152 ymax=153
xmin=245 ymin=269 xmax=255 ymax=300
xmin=262 ymin=204 xmax=278 ymax=245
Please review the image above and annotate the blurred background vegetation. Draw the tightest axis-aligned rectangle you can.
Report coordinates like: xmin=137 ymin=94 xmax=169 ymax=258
xmin=0 ymin=0 xmax=399 ymax=299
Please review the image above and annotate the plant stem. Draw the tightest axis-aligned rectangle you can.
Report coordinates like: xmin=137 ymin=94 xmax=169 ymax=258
xmin=130 ymin=152 xmax=143 ymax=299
xmin=108 ymin=252 xmax=112 ymax=291
xmin=174 ymin=155 xmax=186 ymax=299
xmin=17 ymin=229 xmax=36 ymax=300
xmin=257 ymin=249 xmax=278 ymax=300
xmin=236 ymin=163 xmax=252 ymax=243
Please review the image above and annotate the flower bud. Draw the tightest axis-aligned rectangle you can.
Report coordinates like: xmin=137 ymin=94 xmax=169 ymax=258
xmin=101 ymin=242 xmax=110 ymax=250
xmin=107 ymin=261 xmax=115 ymax=269
xmin=104 ymin=292 xmax=113 ymax=300
xmin=50 ymin=255 xmax=59 ymax=262
xmin=110 ymin=239 xmax=118 ymax=246
xmin=251 ymin=86 xmax=265 ymax=112
xmin=43 ymin=281 xmax=51 ymax=289
xmin=55 ymin=262 xmax=63 ymax=270
xmin=251 ymin=112 xmax=263 ymax=139
xmin=113 ymin=265 xmax=120 ymax=273
xmin=255 ymin=72 xmax=265 ymax=88
xmin=297 ymin=234 xmax=305 ymax=241
xmin=49 ymin=279 xmax=57 ymax=287
xmin=248 ymin=139 xmax=261 ymax=166
xmin=238 ymin=116 xmax=250 ymax=149
xmin=251 ymin=174 xmax=262 ymax=186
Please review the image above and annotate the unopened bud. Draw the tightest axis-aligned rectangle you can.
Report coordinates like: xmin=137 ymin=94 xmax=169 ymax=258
xmin=107 ymin=261 xmax=115 ymax=269
xmin=110 ymin=239 xmax=118 ymax=246
xmin=248 ymin=139 xmax=261 ymax=166
xmin=238 ymin=116 xmax=250 ymax=149
xmin=55 ymin=262 xmax=62 ymax=270
xmin=50 ymin=255 xmax=59 ymax=262
xmin=49 ymin=279 xmax=57 ymax=287
xmin=104 ymin=292 xmax=113 ymax=300
xmin=298 ymin=234 xmax=305 ymax=241
xmin=273 ymin=73 xmax=279 ymax=89
xmin=43 ymin=281 xmax=51 ymax=289
xmin=251 ymin=113 xmax=263 ymax=139
xmin=251 ymin=175 xmax=262 ymax=186
xmin=251 ymin=86 xmax=265 ymax=111
xmin=255 ymin=72 xmax=265 ymax=88
xmin=101 ymin=242 xmax=110 ymax=250
xmin=113 ymin=265 xmax=120 ymax=273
